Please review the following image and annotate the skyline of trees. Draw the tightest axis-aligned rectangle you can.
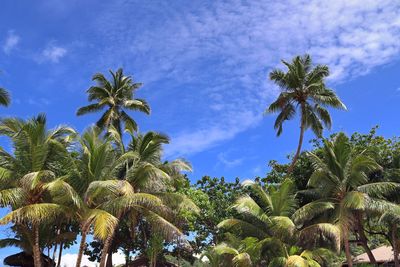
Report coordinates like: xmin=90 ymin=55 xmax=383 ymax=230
xmin=0 ymin=58 xmax=398 ymax=267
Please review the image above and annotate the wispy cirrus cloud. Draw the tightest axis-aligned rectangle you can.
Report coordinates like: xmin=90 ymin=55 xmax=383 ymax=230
xmin=93 ymin=0 xmax=400 ymax=157
xmin=2 ymin=30 xmax=20 ymax=54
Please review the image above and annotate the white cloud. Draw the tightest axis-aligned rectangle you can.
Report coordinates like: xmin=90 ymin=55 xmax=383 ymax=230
xmin=165 ymin=110 xmax=261 ymax=156
xmin=27 ymin=98 xmax=50 ymax=106
xmin=3 ymin=30 xmax=20 ymax=54
xmin=217 ymin=152 xmax=244 ymax=168
xmin=60 ymin=251 xmax=125 ymax=267
xmin=95 ymin=0 xmax=400 ymax=156
xmin=40 ymin=44 xmax=67 ymax=63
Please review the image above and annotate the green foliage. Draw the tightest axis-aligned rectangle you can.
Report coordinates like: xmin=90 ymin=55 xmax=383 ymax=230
xmin=77 ymin=68 xmax=150 ymax=134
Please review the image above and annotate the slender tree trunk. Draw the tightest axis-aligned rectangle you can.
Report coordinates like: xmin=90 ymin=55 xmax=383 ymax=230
xmin=52 ymin=243 xmax=58 ymax=263
xmin=393 ymin=224 xmax=399 ymax=267
xmin=288 ymin=123 xmax=305 ymax=174
xmin=33 ymin=224 xmax=42 ymax=267
xmin=355 ymin=213 xmax=376 ymax=264
xmin=56 ymin=242 xmax=63 ymax=267
xmin=52 ymin=227 xmax=61 ymax=263
xmin=344 ymin=230 xmax=353 ymax=267
xmin=106 ymin=242 xmax=113 ymax=267
xmin=99 ymin=231 xmax=116 ymax=267
xmin=76 ymin=222 xmax=90 ymax=267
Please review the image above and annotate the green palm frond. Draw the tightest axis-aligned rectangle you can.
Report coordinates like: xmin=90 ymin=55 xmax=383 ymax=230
xmin=155 ymin=192 xmax=199 ymax=213
xmin=267 ymin=54 xmax=345 ymax=139
xmin=86 ymin=209 xmax=119 ymax=240
xmin=0 ymin=238 xmax=24 ymax=249
xmin=218 ymin=219 xmax=267 ymax=239
xmin=299 ymin=223 xmax=341 ymax=252
xmin=43 ymin=178 xmax=82 ymax=208
xmin=0 ymin=188 xmax=25 ymax=207
xmin=293 ymin=201 xmax=334 ymax=225
xmin=357 ymin=182 xmax=399 ymax=198
xmin=0 ymin=88 xmax=11 ymax=106
xmin=144 ymin=210 xmax=184 ymax=242
xmin=0 ymin=203 xmax=74 ymax=225
xmin=77 ymin=68 xmax=150 ymax=134
xmin=233 ymin=195 xmax=271 ymax=225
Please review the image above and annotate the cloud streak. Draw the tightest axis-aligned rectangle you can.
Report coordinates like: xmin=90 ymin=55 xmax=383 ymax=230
xmin=94 ymin=0 xmax=400 ymax=157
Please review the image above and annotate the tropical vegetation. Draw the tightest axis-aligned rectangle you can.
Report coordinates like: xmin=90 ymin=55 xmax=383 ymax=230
xmin=0 ymin=57 xmax=399 ymax=267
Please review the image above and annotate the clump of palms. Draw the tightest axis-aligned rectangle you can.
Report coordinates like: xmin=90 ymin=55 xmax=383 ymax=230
xmin=266 ymin=54 xmax=346 ymax=173
xmin=217 ymin=179 xmax=340 ymax=266
xmin=77 ymin=68 xmax=150 ymax=134
xmin=0 ymin=114 xmax=80 ymax=266
xmin=86 ymin=129 xmax=197 ymax=267
xmin=294 ymin=132 xmax=400 ymax=267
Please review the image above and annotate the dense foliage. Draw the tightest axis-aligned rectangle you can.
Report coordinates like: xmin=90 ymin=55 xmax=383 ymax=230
xmin=0 ymin=56 xmax=400 ymax=267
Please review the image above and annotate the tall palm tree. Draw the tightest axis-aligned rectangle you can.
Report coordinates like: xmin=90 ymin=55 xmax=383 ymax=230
xmin=0 ymin=87 xmax=10 ymax=106
xmin=0 ymin=114 xmax=79 ymax=267
xmin=77 ymin=68 xmax=150 ymax=135
xmin=266 ymin=54 xmax=346 ymax=173
xmin=218 ymin=179 xmax=340 ymax=266
xmin=294 ymin=132 xmax=400 ymax=267
xmin=95 ymin=130 xmax=197 ymax=267
xmin=69 ymin=128 xmax=134 ymax=267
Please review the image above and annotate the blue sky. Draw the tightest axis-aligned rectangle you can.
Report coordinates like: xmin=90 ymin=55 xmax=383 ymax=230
xmin=1 ymin=0 xmax=400 ymax=264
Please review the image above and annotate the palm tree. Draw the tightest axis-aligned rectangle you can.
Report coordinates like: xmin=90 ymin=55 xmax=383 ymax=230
xmin=294 ymin=132 xmax=400 ymax=267
xmin=69 ymin=128 xmax=132 ymax=267
xmin=218 ymin=179 xmax=340 ymax=266
xmin=77 ymin=68 xmax=150 ymax=134
xmin=0 ymin=114 xmax=79 ymax=267
xmin=0 ymin=87 xmax=10 ymax=106
xmin=95 ymin=130 xmax=197 ymax=267
xmin=266 ymin=54 xmax=346 ymax=173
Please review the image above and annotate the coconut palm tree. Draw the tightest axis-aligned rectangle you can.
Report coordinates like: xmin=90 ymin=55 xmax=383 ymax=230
xmin=293 ymin=132 xmax=400 ymax=267
xmin=76 ymin=68 xmax=150 ymax=135
xmin=0 ymin=114 xmax=79 ymax=267
xmin=266 ymin=54 xmax=346 ymax=173
xmin=93 ymin=130 xmax=196 ymax=267
xmin=69 ymin=128 xmax=135 ymax=267
xmin=218 ymin=179 xmax=340 ymax=266
xmin=379 ymin=209 xmax=400 ymax=267
xmin=0 ymin=87 xmax=10 ymax=106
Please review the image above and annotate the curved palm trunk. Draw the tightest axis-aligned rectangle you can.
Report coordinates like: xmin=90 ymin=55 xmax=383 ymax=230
xmin=76 ymin=222 xmax=91 ymax=267
xmin=393 ymin=225 xmax=399 ymax=267
xmin=33 ymin=224 xmax=42 ymax=267
xmin=355 ymin=213 xmax=376 ymax=264
xmin=288 ymin=123 xmax=305 ymax=174
xmin=344 ymin=230 xmax=353 ymax=267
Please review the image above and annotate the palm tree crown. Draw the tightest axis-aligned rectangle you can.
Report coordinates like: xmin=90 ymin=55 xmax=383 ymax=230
xmin=294 ymin=132 xmax=399 ymax=266
xmin=77 ymin=68 xmax=150 ymax=134
xmin=266 ymin=54 xmax=346 ymax=172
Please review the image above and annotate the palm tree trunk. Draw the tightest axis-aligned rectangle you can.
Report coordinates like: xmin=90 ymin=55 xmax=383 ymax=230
xmin=100 ymin=211 xmax=121 ymax=267
xmin=33 ymin=224 xmax=42 ymax=267
xmin=106 ymin=242 xmax=113 ymax=267
xmin=344 ymin=230 xmax=353 ymax=267
xmin=76 ymin=222 xmax=90 ymax=267
xmin=393 ymin=224 xmax=399 ymax=267
xmin=288 ymin=123 xmax=305 ymax=174
xmin=56 ymin=242 xmax=63 ymax=267
xmin=99 ymin=231 xmax=115 ymax=267
xmin=52 ymin=227 xmax=61 ymax=262
xmin=355 ymin=213 xmax=376 ymax=264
